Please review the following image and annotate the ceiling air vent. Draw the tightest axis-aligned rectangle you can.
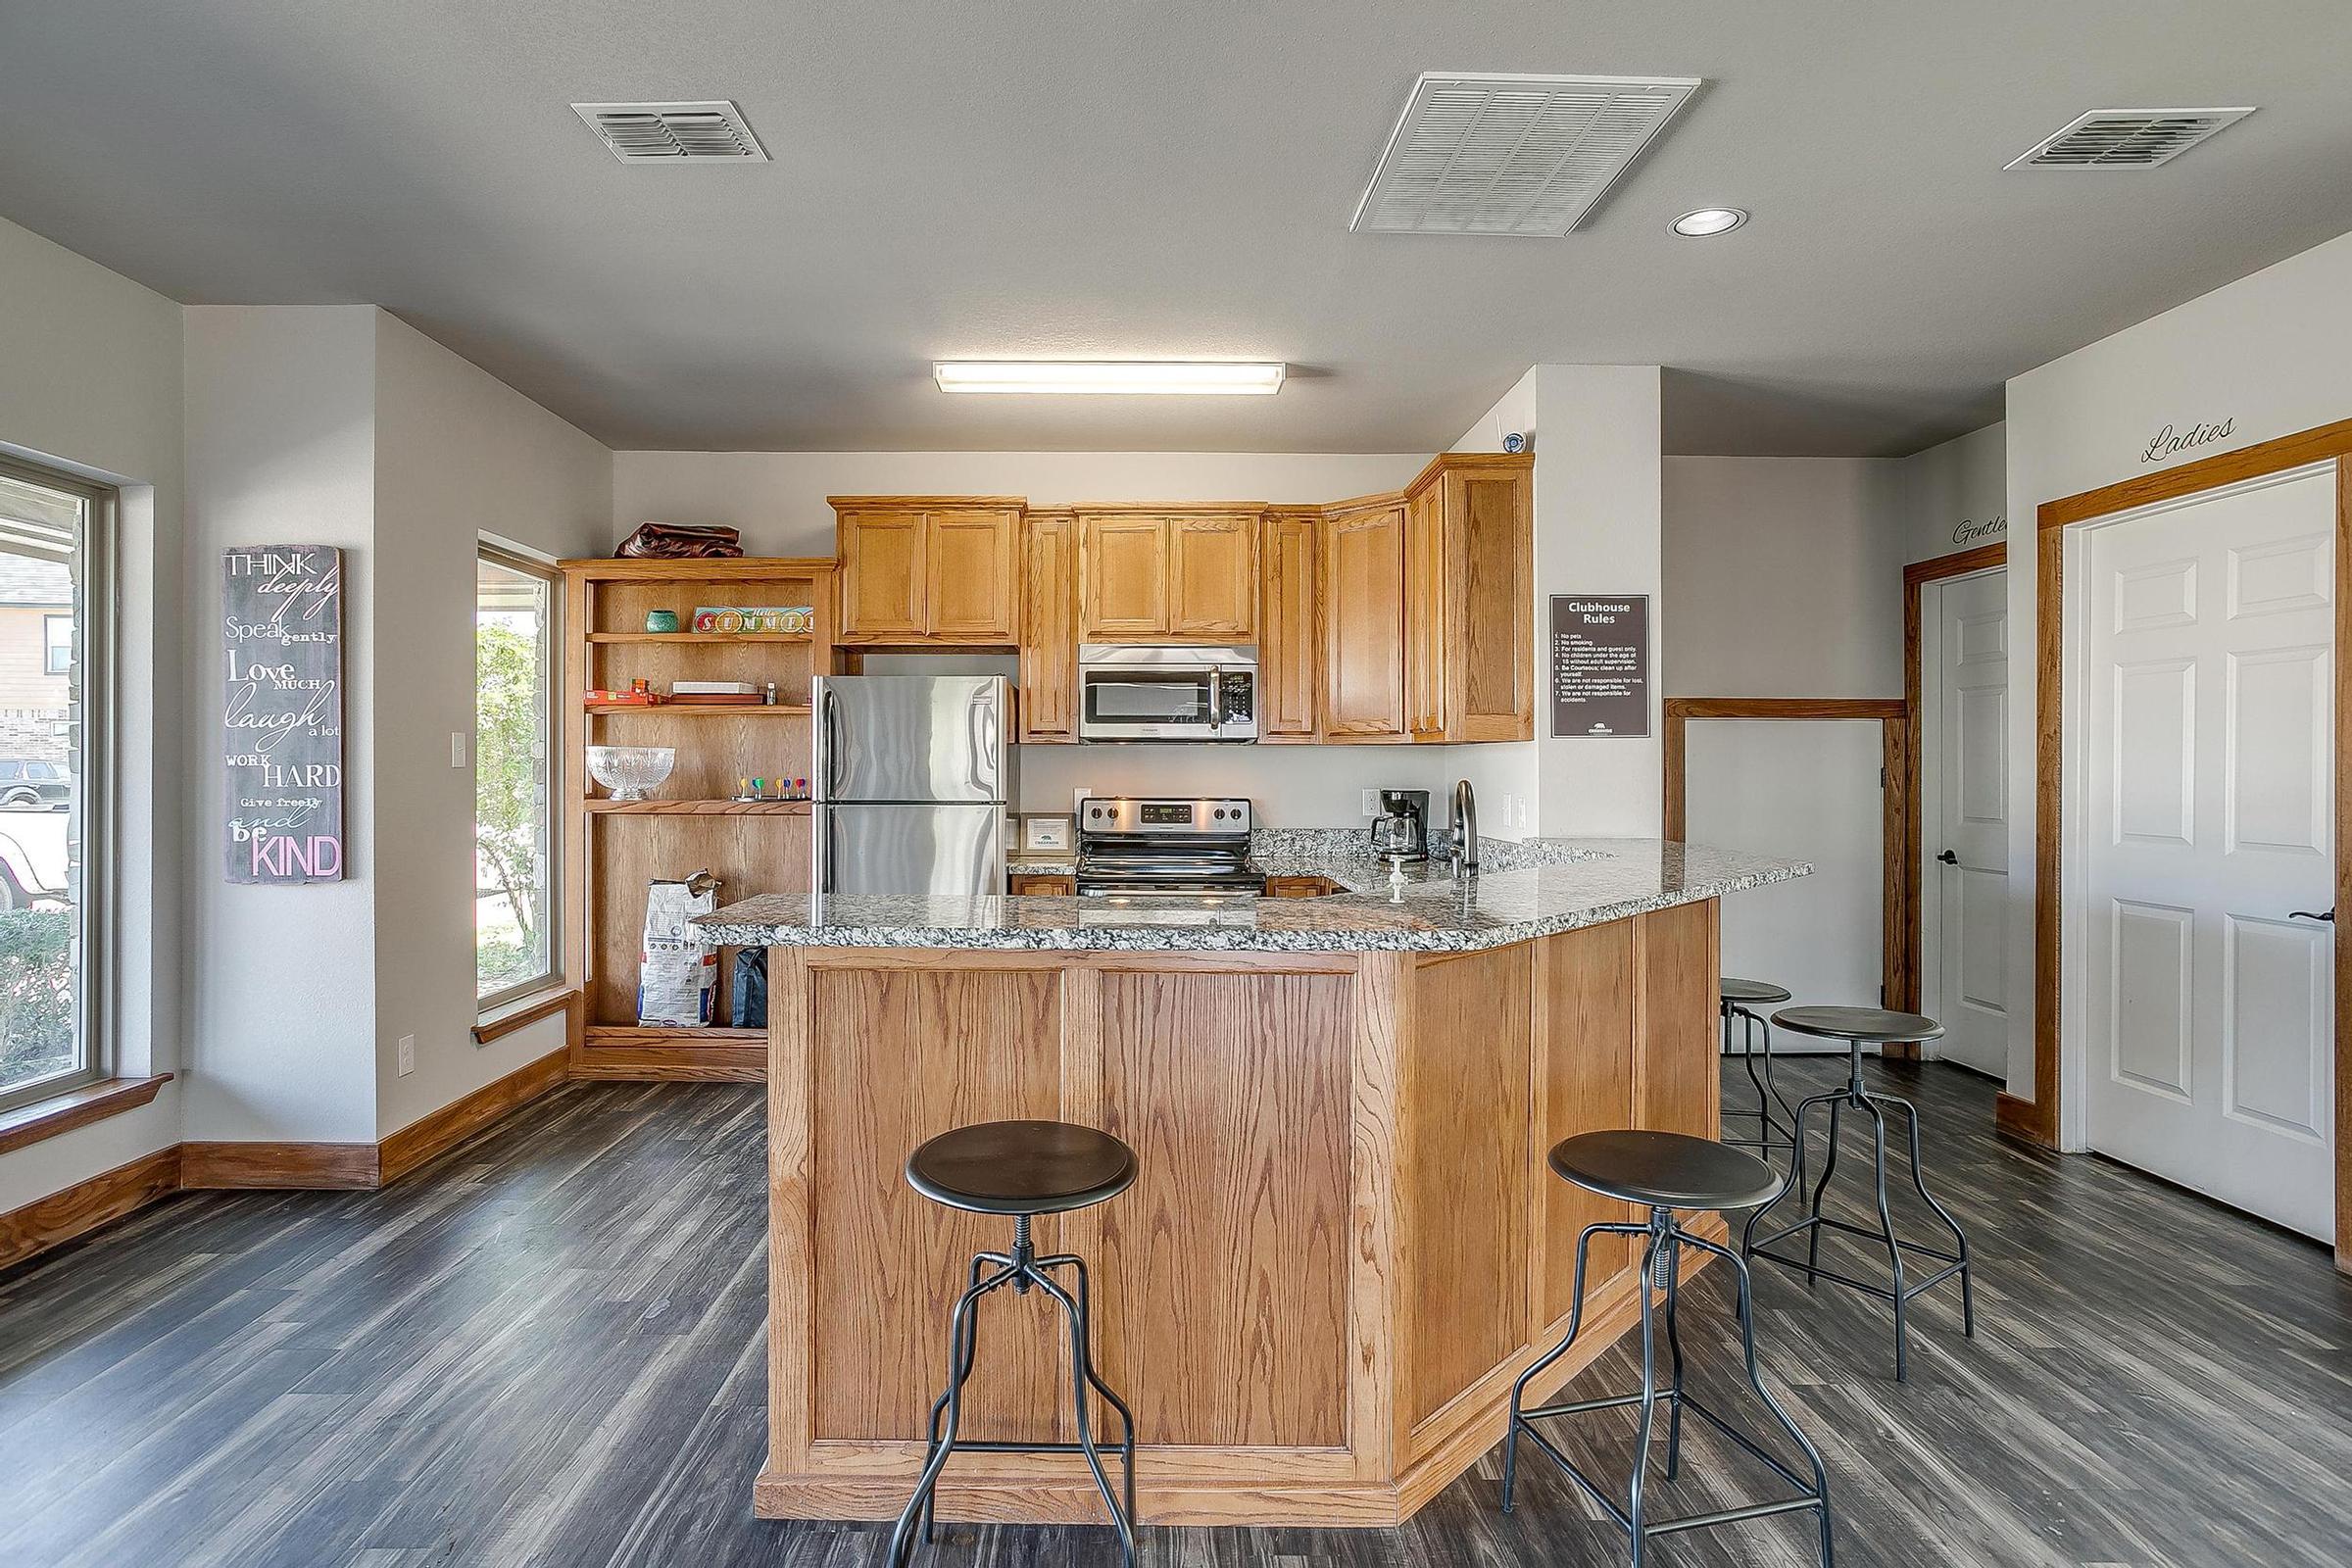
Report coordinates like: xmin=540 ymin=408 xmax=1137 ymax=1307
xmin=1350 ymin=72 xmax=1701 ymax=236
xmin=2006 ymin=108 xmax=2254 ymax=170
xmin=571 ymin=101 xmax=768 ymax=163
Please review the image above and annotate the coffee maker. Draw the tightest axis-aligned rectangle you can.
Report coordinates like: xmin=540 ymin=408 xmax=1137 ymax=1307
xmin=1371 ymin=788 xmax=1431 ymax=862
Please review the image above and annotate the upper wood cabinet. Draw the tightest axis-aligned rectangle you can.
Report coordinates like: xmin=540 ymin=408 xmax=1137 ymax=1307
xmin=1019 ymin=511 xmax=1078 ymax=743
xmin=1258 ymin=510 xmax=1319 ymax=741
xmin=1320 ymin=501 xmax=1408 ymax=741
xmin=1313 ymin=453 xmax=1533 ymax=745
xmin=1077 ymin=510 xmax=1261 ymax=643
xmin=832 ymin=499 xmax=1022 ymax=645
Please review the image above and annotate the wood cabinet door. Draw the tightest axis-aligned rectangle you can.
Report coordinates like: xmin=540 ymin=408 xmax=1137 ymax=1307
xmin=926 ymin=508 xmax=1020 ymax=640
xmin=1448 ymin=466 xmax=1534 ymax=741
xmin=1403 ymin=482 xmax=1450 ymax=741
xmin=1167 ymin=514 xmax=1259 ymax=639
xmin=837 ymin=510 xmax=927 ymax=642
xmin=1019 ymin=513 xmax=1078 ymax=741
xmin=1321 ymin=504 xmax=1407 ymax=740
xmin=1079 ymin=514 xmax=1169 ymax=640
xmin=1258 ymin=513 xmax=1318 ymax=739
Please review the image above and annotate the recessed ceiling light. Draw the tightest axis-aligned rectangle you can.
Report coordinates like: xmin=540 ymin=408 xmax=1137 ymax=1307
xmin=1670 ymin=207 xmax=1747 ymax=237
xmin=932 ymin=362 xmax=1287 ymax=396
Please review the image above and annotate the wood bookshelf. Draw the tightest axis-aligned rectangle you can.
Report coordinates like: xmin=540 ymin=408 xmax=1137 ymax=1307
xmin=559 ymin=557 xmax=836 ymax=1081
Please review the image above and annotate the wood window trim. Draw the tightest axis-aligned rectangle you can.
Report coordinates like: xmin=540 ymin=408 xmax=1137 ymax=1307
xmin=472 ymin=986 xmax=580 ymax=1046
xmin=2030 ymin=416 xmax=2352 ymax=1274
xmin=0 ymin=1073 xmax=172 ymax=1158
xmin=1662 ymin=697 xmax=1913 ymax=1043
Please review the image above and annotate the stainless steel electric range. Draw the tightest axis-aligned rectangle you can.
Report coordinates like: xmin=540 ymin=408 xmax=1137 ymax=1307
xmin=1074 ymin=797 xmax=1259 ymax=898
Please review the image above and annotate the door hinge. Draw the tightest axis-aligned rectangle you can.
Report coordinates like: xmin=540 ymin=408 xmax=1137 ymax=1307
xmin=1879 ymin=767 xmax=1887 ymax=788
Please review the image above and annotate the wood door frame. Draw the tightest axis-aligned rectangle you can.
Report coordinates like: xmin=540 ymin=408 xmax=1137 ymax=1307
xmin=1900 ymin=544 xmax=2009 ymax=1069
xmin=2032 ymin=416 xmax=2352 ymax=1271
xmin=1663 ymin=698 xmax=1913 ymax=1035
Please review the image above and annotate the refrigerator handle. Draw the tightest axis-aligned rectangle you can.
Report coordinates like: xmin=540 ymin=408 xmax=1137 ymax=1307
xmin=819 ymin=685 xmax=842 ymax=801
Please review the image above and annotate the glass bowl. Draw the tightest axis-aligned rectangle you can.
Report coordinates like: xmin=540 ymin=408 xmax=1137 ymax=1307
xmin=585 ymin=745 xmax=675 ymax=801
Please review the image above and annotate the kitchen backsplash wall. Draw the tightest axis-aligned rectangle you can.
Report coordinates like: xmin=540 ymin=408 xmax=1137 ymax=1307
xmin=1013 ymin=740 xmax=1535 ymax=831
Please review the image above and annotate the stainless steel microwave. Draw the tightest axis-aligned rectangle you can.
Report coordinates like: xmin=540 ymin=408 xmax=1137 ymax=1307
xmin=1077 ymin=644 xmax=1257 ymax=742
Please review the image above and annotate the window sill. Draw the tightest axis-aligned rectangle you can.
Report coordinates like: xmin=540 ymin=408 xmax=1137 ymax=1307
xmin=473 ymin=987 xmax=579 ymax=1046
xmin=0 ymin=1074 xmax=173 ymax=1158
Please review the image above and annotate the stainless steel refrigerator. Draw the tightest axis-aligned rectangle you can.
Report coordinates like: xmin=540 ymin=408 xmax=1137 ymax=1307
xmin=812 ymin=674 xmax=1012 ymax=896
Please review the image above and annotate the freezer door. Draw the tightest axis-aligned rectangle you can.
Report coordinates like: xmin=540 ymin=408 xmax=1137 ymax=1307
xmin=815 ymin=675 xmax=1009 ymax=804
xmin=816 ymin=804 xmax=1006 ymax=897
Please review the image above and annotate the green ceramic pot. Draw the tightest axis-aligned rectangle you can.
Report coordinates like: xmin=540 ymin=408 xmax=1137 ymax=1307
xmin=644 ymin=609 xmax=681 ymax=634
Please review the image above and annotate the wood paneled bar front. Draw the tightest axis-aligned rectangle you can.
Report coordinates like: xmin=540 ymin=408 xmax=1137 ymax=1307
xmin=753 ymin=898 xmax=1725 ymax=1528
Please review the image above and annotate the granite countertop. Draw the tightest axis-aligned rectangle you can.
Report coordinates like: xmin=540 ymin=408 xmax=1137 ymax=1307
xmin=698 ymin=836 xmax=1809 ymax=955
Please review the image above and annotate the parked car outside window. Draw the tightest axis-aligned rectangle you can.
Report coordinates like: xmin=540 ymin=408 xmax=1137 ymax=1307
xmin=0 ymin=759 xmax=72 ymax=811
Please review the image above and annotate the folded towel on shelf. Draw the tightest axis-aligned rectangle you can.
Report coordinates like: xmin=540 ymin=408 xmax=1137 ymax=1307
xmin=616 ymin=521 xmax=743 ymax=560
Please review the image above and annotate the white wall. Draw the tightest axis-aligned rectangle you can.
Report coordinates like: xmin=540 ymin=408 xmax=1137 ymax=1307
xmin=2002 ymin=226 xmax=2352 ymax=1115
xmin=0 ymin=217 xmax=185 ymax=1212
xmin=181 ymin=307 xmax=382 ymax=1145
xmin=371 ymin=315 xmax=610 ymax=1138
xmin=1901 ymin=422 xmax=2007 ymax=564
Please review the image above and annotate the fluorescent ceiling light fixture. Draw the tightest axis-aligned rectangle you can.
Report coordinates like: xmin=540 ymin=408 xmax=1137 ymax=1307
xmin=1670 ymin=207 xmax=1747 ymax=237
xmin=933 ymin=361 xmax=1287 ymax=396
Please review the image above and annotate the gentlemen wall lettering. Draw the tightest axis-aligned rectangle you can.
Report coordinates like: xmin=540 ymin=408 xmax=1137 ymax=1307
xmin=221 ymin=545 xmax=346 ymax=883
xmin=2141 ymin=417 xmax=2234 ymax=465
xmin=1951 ymin=514 xmax=2006 ymax=545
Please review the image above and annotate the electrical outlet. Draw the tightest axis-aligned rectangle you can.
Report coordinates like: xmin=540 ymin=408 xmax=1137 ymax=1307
xmin=451 ymin=732 xmax=468 ymax=768
xmin=397 ymin=1035 xmax=415 ymax=1076
xmin=1360 ymin=788 xmax=1380 ymax=817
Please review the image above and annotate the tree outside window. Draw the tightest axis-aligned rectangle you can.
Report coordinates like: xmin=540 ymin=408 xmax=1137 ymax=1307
xmin=475 ymin=553 xmax=555 ymax=1002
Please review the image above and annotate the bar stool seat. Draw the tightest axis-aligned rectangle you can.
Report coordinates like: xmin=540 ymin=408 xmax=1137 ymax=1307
xmin=890 ymin=1120 xmax=1140 ymax=1568
xmin=1719 ymin=977 xmax=1793 ymax=1006
xmin=1549 ymin=1129 xmax=1783 ymax=1212
xmin=1503 ymin=1130 xmax=1835 ymax=1566
xmin=1741 ymin=1006 xmax=1974 ymax=1382
xmin=906 ymin=1120 xmax=1137 ymax=1215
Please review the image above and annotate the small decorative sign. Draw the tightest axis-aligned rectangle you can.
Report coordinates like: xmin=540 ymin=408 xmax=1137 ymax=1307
xmin=222 ymin=546 xmax=345 ymax=883
xmin=1951 ymin=514 xmax=2006 ymax=545
xmin=692 ymin=605 xmax=811 ymax=634
xmin=1549 ymin=595 xmax=1650 ymax=739
xmin=2141 ymin=417 xmax=2234 ymax=466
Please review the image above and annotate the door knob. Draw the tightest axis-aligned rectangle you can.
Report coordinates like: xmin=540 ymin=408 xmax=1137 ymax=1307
xmin=1936 ymin=850 xmax=1959 ymax=865
xmin=2288 ymin=907 xmax=2335 ymax=923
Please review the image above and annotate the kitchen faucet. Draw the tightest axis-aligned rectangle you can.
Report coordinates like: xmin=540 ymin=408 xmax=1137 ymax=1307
xmin=1450 ymin=779 xmax=1478 ymax=879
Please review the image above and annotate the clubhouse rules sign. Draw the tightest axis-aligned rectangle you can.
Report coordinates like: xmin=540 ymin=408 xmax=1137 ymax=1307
xmin=222 ymin=546 xmax=346 ymax=883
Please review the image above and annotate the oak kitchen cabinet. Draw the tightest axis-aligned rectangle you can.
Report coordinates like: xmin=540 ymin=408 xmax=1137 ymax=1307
xmin=1077 ymin=509 xmax=1261 ymax=642
xmin=832 ymin=498 xmax=1023 ymax=645
xmin=1258 ymin=509 xmax=1320 ymax=741
xmin=1316 ymin=452 xmax=1535 ymax=745
xmin=1018 ymin=510 xmax=1078 ymax=742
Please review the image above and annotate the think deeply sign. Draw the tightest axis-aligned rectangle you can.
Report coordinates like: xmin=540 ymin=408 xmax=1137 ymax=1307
xmin=1549 ymin=595 xmax=1650 ymax=739
xmin=222 ymin=545 xmax=346 ymax=883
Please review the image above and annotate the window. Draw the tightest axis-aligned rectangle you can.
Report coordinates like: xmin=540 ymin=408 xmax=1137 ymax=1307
xmin=475 ymin=544 xmax=559 ymax=1004
xmin=0 ymin=460 xmax=107 ymax=1111
xmin=42 ymin=613 xmax=71 ymax=674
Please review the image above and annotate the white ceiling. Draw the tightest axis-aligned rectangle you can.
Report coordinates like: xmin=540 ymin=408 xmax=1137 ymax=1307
xmin=4 ymin=1 xmax=2350 ymax=457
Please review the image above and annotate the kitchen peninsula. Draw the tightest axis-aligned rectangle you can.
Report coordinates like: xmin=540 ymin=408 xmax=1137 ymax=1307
xmin=704 ymin=838 xmax=1806 ymax=1529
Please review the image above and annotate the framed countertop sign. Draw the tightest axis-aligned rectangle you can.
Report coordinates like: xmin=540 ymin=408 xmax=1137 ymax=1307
xmin=1548 ymin=594 xmax=1650 ymax=738
xmin=222 ymin=545 xmax=346 ymax=882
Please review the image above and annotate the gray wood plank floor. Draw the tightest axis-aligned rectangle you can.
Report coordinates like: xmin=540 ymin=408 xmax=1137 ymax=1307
xmin=3 ymin=1058 xmax=2348 ymax=1567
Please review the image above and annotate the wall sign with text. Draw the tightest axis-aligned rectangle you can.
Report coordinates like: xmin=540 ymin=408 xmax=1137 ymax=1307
xmin=2141 ymin=416 xmax=2235 ymax=465
xmin=1549 ymin=595 xmax=1650 ymax=739
xmin=222 ymin=545 xmax=345 ymax=883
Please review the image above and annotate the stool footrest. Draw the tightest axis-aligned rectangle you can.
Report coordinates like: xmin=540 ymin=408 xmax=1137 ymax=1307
xmin=1747 ymin=1211 xmax=1962 ymax=1266
xmin=1747 ymin=1245 xmax=1968 ymax=1303
xmin=1512 ymin=1417 xmax=1825 ymax=1540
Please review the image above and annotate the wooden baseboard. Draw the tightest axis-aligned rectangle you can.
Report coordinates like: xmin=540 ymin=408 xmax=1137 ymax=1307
xmin=180 ymin=1141 xmax=380 ymax=1189
xmin=0 ymin=1146 xmax=183 ymax=1271
xmin=1994 ymin=1091 xmax=2056 ymax=1149
xmin=379 ymin=1046 xmax=569 ymax=1184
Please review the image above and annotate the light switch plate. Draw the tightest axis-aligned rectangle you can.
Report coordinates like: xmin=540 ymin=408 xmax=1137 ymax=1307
xmin=396 ymin=1035 xmax=416 ymax=1076
xmin=451 ymin=732 xmax=468 ymax=768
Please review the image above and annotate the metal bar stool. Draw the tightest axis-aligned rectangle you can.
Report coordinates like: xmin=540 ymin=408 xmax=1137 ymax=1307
xmin=1740 ymin=1007 xmax=1975 ymax=1381
xmin=1719 ymin=978 xmax=1796 ymax=1155
xmin=1502 ymin=1130 xmax=1835 ymax=1567
xmin=887 ymin=1119 xmax=1140 ymax=1568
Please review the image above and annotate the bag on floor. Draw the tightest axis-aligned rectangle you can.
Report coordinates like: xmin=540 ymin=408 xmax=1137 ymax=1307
xmin=730 ymin=946 xmax=767 ymax=1030
xmin=638 ymin=870 xmax=721 ymax=1026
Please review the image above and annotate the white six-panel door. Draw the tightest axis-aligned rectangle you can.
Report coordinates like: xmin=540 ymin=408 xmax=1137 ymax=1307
xmin=2080 ymin=464 xmax=2336 ymax=1240
xmin=1922 ymin=568 xmax=2011 ymax=1078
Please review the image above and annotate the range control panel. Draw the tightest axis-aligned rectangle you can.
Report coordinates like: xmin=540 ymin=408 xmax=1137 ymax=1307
xmin=1079 ymin=797 xmax=1252 ymax=837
